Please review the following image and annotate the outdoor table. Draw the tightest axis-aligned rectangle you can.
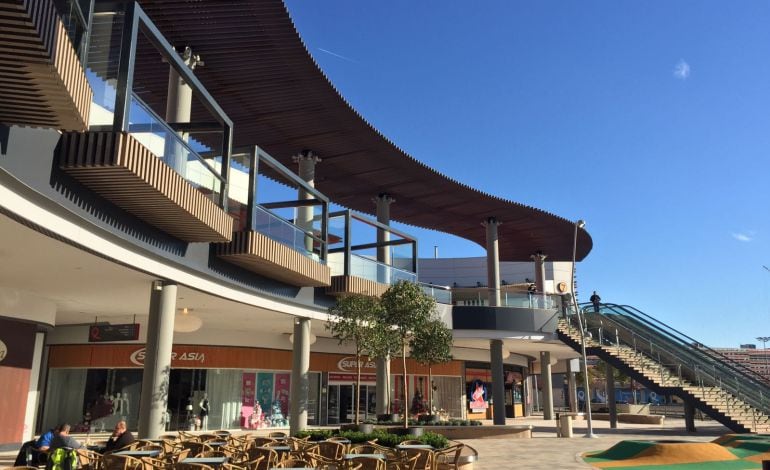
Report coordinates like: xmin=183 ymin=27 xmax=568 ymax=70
xmin=344 ymin=454 xmax=386 ymax=460
xmin=269 ymin=445 xmax=291 ymax=452
xmin=114 ymin=449 xmax=161 ymax=458
xmin=396 ymin=444 xmax=434 ymax=450
xmin=181 ymin=456 xmax=228 ymax=468
xmin=328 ymin=439 xmax=351 ymax=444
xmin=208 ymin=441 xmax=228 ymax=447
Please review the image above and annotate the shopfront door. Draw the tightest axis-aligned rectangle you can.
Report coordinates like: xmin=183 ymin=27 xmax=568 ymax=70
xmin=327 ymin=384 xmax=376 ymax=424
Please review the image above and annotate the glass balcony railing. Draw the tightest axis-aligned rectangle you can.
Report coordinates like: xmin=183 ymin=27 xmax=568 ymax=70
xmin=328 ymin=252 xmax=416 ymax=285
xmin=501 ymin=292 xmax=559 ymax=309
xmin=128 ymin=94 xmax=223 ymax=204
xmin=253 ymin=205 xmax=322 ymax=262
xmin=420 ymin=283 xmax=452 ymax=304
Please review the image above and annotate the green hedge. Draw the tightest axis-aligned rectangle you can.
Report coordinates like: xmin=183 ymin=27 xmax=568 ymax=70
xmin=294 ymin=429 xmax=449 ymax=449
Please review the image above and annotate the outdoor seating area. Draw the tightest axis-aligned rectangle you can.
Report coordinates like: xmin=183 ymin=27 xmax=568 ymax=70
xmin=26 ymin=430 xmax=470 ymax=470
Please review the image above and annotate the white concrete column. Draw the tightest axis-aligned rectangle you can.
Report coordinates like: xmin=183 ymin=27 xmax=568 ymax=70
xmin=483 ymin=217 xmax=501 ymax=306
xmin=531 ymin=252 xmax=547 ymax=293
xmin=374 ymin=193 xmax=394 ymax=416
xmin=567 ymin=358 xmax=579 ymax=413
xmin=374 ymin=193 xmax=395 ymax=266
xmin=165 ymin=47 xmax=202 ymax=174
xmin=138 ymin=281 xmax=177 ymax=439
xmin=540 ymin=351 xmax=554 ymax=420
xmin=293 ymin=151 xmax=321 ymax=253
xmin=22 ymin=332 xmax=45 ymax=441
xmin=289 ymin=318 xmax=310 ymax=435
xmin=490 ymin=340 xmax=506 ymax=425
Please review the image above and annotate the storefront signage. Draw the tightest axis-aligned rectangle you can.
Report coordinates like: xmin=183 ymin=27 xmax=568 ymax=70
xmin=129 ymin=347 xmax=206 ymax=366
xmin=0 ymin=339 xmax=6 ymax=363
xmin=88 ymin=324 xmax=140 ymax=342
xmin=329 ymin=372 xmax=376 ymax=384
xmin=337 ymin=356 xmax=376 ymax=372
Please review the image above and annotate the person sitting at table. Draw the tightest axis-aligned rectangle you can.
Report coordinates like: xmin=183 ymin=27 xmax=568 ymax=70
xmin=13 ymin=424 xmax=60 ymax=466
xmin=49 ymin=424 xmax=83 ymax=450
xmin=104 ymin=420 xmax=134 ymax=453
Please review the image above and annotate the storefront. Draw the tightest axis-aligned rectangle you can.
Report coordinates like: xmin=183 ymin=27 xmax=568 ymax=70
xmin=464 ymin=361 xmax=525 ymax=420
xmin=42 ymin=344 xmax=464 ymax=431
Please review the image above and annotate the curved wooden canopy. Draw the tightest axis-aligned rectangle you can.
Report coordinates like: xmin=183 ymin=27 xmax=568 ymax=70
xmin=135 ymin=0 xmax=592 ymax=261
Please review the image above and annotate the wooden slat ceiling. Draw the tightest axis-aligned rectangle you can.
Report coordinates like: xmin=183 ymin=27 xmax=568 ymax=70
xmin=133 ymin=0 xmax=592 ymax=261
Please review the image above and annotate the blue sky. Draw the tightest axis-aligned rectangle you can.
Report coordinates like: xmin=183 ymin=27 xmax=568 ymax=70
xmin=284 ymin=0 xmax=770 ymax=348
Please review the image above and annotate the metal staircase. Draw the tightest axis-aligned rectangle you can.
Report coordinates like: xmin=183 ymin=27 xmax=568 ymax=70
xmin=557 ymin=303 xmax=770 ymax=433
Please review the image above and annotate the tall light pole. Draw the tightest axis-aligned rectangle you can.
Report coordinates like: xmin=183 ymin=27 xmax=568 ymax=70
xmin=757 ymin=336 xmax=770 ymax=379
xmin=571 ymin=219 xmax=596 ymax=438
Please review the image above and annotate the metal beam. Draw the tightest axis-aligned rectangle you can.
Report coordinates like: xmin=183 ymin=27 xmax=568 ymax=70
xmin=261 ymin=199 xmax=324 ymax=210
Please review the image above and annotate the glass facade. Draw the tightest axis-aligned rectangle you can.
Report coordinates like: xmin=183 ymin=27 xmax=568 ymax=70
xmin=43 ymin=367 xmax=322 ymax=432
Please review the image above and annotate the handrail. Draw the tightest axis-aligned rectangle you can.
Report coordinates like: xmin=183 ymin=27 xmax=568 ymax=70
xmin=618 ymin=304 xmax=769 ymax=385
xmin=595 ymin=303 xmax=770 ymax=392
xmin=575 ymin=302 xmax=770 ymax=417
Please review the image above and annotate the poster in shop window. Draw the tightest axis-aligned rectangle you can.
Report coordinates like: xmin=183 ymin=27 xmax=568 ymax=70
xmin=241 ymin=372 xmax=256 ymax=427
xmin=274 ymin=373 xmax=291 ymax=417
xmin=257 ymin=372 xmax=274 ymax=411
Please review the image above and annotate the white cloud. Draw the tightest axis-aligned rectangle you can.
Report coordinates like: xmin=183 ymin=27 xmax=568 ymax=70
xmin=674 ymin=60 xmax=690 ymax=80
xmin=732 ymin=232 xmax=754 ymax=242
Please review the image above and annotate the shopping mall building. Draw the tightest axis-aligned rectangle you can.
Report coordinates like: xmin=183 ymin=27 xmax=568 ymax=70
xmin=0 ymin=0 xmax=592 ymax=448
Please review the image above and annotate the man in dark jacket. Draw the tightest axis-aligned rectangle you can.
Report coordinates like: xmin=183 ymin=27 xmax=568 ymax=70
xmin=104 ymin=420 xmax=135 ymax=453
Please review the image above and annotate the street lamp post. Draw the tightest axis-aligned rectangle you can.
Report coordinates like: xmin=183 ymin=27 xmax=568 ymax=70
xmin=571 ymin=219 xmax=597 ymax=438
xmin=757 ymin=336 xmax=770 ymax=380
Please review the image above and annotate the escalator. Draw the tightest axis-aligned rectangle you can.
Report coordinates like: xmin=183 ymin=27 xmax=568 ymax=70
xmin=557 ymin=303 xmax=770 ymax=433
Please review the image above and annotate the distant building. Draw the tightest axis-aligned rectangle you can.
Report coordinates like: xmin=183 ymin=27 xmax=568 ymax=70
xmin=714 ymin=347 xmax=770 ymax=378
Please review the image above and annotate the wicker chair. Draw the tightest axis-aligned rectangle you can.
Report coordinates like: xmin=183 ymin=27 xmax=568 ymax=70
xmin=247 ymin=447 xmax=279 ymax=468
xmin=197 ymin=451 xmax=228 ymax=459
xmin=179 ymin=442 xmax=212 ymax=457
xmin=139 ymin=456 xmax=169 ymax=470
xmin=400 ymin=449 xmax=433 ymax=470
xmin=76 ymin=448 xmax=103 ymax=470
xmin=103 ymin=454 xmax=143 ymax=470
xmin=175 ymin=463 xmax=214 ymax=470
xmin=197 ymin=434 xmax=221 ymax=443
xmin=267 ymin=431 xmax=287 ymax=439
xmin=273 ymin=458 xmax=314 ymax=468
xmin=432 ymin=445 xmax=464 ymax=470
xmin=316 ymin=441 xmax=346 ymax=460
xmin=346 ymin=456 xmax=386 ymax=470
xmin=348 ymin=445 xmax=381 ymax=455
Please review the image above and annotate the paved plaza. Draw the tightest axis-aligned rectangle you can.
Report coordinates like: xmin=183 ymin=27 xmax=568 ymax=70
xmin=462 ymin=416 xmax=732 ymax=469
xmin=0 ymin=416 xmax=734 ymax=469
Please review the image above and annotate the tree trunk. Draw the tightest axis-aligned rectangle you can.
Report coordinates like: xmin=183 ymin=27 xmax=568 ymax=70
xmin=428 ymin=365 xmax=433 ymax=415
xmin=402 ymin=341 xmax=408 ymax=429
xmin=355 ymin=349 xmax=361 ymax=424
xmin=385 ymin=355 xmax=391 ymax=414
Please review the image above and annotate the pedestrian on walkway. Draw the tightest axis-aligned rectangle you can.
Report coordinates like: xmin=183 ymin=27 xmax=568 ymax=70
xmin=590 ymin=291 xmax=601 ymax=312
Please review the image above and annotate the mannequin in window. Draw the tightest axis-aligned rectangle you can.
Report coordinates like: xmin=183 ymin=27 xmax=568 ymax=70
xmin=199 ymin=393 xmax=209 ymax=431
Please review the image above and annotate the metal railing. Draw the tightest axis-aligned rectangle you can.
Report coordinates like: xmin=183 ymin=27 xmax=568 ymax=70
xmin=252 ymin=205 xmax=325 ymax=262
xmin=569 ymin=302 xmax=770 ymax=427
xmin=419 ymin=283 xmax=452 ymax=304
xmin=128 ymin=94 xmax=225 ymax=204
xmin=328 ymin=252 xmax=416 ymax=285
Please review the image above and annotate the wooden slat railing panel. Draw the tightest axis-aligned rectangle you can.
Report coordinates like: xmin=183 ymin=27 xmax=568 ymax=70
xmin=326 ymin=275 xmax=389 ymax=298
xmin=217 ymin=230 xmax=331 ymax=287
xmin=59 ymin=131 xmax=234 ymax=243
xmin=0 ymin=0 xmax=91 ymax=130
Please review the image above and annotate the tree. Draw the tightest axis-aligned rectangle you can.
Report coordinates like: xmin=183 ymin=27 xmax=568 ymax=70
xmin=327 ymin=293 xmax=382 ymax=424
xmin=380 ymin=280 xmax=436 ymax=428
xmin=411 ymin=317 xmax=453 ymax=415
xmin=366 ymin=315 xmax=401 ymax=416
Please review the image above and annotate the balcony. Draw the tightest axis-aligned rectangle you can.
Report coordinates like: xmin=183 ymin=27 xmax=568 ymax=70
xmin=216 ymin=147 xmax=331 ymax=287
xmin=325 ymin=210 xmax=418 ymax=297
xmin=0 ymin=0 xmax=92 ymax=130
xmin=59 ymin=1 xmax=234 ymax=242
